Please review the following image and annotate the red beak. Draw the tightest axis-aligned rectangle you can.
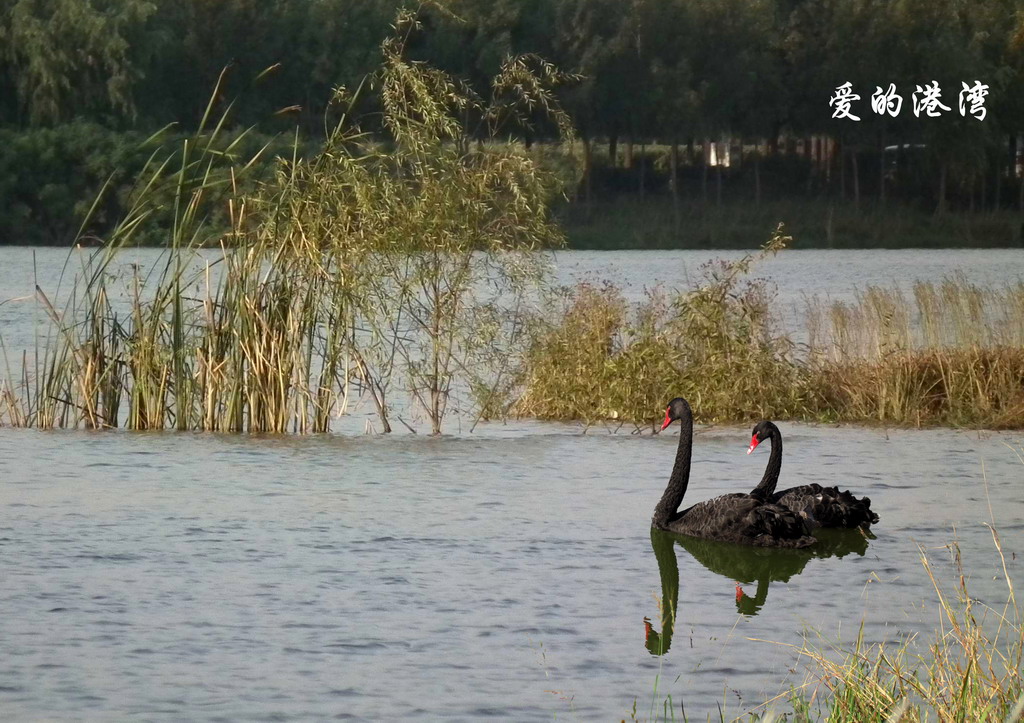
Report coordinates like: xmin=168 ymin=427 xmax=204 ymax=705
xmin=747 ymin=435 xmax=760 ymax=454
xmin=660 ymin=409 xmax=672 ymax=431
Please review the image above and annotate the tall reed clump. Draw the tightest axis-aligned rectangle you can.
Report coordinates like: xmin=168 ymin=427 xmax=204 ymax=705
xmin=512 ymin=225 xmax=813 ymax=427
xmin=509 ymin=246 xmax=1024 ymax=428
xmin=807 ymin=278 xmax=1024 ymax=428
xmin=0 ymin=10 xmax=575 ymax=434
xmin=781 ymin=528 xmax=1022 ymax=721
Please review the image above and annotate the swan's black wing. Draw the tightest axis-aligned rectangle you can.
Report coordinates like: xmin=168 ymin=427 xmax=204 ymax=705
xmin=772 ymin=484 xmax=878 ymax=530
xmin=666 ymin=493 xmax=815 ymax=548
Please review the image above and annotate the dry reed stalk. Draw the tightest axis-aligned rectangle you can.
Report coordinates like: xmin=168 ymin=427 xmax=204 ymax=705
xmin=0 ymin=15 xmax=570 ymax=435
xmin=757 ymin=532 xmax=1022 ymax=721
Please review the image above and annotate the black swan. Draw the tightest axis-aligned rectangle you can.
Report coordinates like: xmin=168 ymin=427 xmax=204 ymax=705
xmin=747 ymin=420 xmax=879 ymax=529
xmin=653 ymin=398 xmax=814 ymax=548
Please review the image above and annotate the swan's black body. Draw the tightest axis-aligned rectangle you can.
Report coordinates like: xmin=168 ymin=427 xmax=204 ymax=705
xmin=653 ymin=399 xmax=815 ymax=548
xmin=748 ymin=420 xmax=879 ymax=529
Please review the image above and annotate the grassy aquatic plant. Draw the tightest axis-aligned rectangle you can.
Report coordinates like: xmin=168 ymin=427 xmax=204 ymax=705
xmin=807 ymin=279 xmax=1024 ymax=429
xmin=510 ymin=239 xmax=1024 ymax=429
xmin=768 ymin=528 xmax=1022 ymax=722
xmin=805 ymin=277 xmax=1024 ymax=358
xmin=0 ymin=12 xmax=572 ymax=435
xmin=4 ymin=47 xmax=1023 ymax=432
xmin=806 ymin=348 xmax=1024 ymax=430
xmin=514 ymin=225 xmax=814 ymax=427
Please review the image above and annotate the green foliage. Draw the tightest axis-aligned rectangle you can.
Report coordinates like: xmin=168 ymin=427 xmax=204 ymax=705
xmin=512 ymin=231 xmax=1024 ymax=429
xmin=1 ymin=0 xmax=1019 ymax=149
xmin=1 ymin=0 xmax=155 ymax=124
xmin=0 ymin=17 xmax=572 ymax=435
xmin=2 ymin=0 xmax=1024 ymax=242
xmin=0 ymin=121 xmax=307 ymax=246
xmin=515 ymin=225 xmax=810 ymax=426
xmin=0 ymin=122 xmax=150 ymax=245
xmin=558 ymin=195 xmax=1024 ymax=250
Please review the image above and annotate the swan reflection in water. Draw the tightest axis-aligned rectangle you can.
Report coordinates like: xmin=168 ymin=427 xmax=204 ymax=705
xmin=644 ymin=527 xmax=872 ymax=655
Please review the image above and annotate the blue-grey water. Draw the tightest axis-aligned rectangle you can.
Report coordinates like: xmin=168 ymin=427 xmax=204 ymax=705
xmin=1 ymin=248 xmax=1023 ymax=721
xmin=3 ymin=246 xmax=1024 ymax=354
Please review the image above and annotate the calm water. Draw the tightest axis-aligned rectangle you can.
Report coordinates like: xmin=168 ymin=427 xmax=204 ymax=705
xmin=3 ymin=246 xmax=1024 ymax=353
xmin=1 ymin=248 xmax=1023 ymax=720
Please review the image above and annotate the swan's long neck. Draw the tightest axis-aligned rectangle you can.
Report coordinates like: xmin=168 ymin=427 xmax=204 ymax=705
xmin=653 ymin=407 xmax=692 ymax=528
xmin=751 ymin=425 xmax=782 ymax=498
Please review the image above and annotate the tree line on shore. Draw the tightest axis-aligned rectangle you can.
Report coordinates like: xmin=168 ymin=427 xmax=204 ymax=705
xmin=2 ymin=14 xmax=1023 ymax=437
xmin=2 ymin=0 xmax=1023 ymax=245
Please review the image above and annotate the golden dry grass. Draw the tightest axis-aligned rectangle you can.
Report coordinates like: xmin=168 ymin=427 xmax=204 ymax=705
xmin=514 ymin=247 xmax=1024 ymax=429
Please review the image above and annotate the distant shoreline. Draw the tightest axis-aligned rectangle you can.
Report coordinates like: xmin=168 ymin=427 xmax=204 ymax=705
xmin=558 ymin=197 xmax=1024 ymax=250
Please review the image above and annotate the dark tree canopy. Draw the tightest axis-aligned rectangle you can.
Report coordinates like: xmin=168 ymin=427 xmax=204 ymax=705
xmin=1 ymin=0 xmax=1023 ymax=245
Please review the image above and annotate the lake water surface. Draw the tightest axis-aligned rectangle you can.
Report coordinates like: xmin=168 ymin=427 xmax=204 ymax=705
xmin=3 ymin=245 xmax=1023 ymax=354
xmin=1 ymin=248 xmax=1022 ymax=721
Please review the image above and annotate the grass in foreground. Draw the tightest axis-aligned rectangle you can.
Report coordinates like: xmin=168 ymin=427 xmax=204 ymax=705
xmin=627 ymin=522 xmax=1022 ymax=722
xmin=768 ymin=529 xmax=1022 ymax=722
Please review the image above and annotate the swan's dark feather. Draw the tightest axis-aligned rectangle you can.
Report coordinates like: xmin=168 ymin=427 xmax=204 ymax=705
xmin=770 ymin=484 xmax=879 ymax=530
xmin=653 ymin=398 xmax=815 ymax=549
xmin=748 ymin=420 xmax=879 ymax=531
xmin=660 ymin=493 xmax=815 ymax=548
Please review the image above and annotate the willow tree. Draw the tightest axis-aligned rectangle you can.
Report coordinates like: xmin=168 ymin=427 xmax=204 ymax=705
xmin=2 ymin=9 xmax=576 ymax=435
xmin=0 ymin=0 xmax=154 ymax=125
xmin=226 ymin=9 xmax=577 ymax=435
xmin=319 ymin=12 xmax=576 ymax=435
